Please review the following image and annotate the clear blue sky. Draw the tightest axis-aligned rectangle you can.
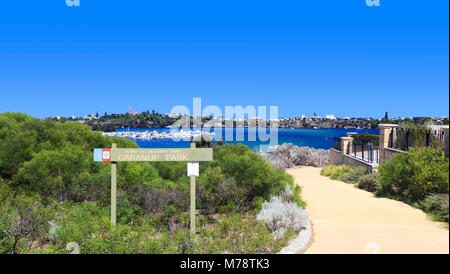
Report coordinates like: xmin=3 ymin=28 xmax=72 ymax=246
xmin=0 ymin=0 xmax=448 ymax=119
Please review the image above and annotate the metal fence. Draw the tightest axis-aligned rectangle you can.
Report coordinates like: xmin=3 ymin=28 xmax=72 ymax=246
xmin=352 ymin=142 xmax=379 ymax=164
xmin=334 ymin=137 xmax=379 ymax=164
xmin=389 ymin=127 xmax=447 ymax=151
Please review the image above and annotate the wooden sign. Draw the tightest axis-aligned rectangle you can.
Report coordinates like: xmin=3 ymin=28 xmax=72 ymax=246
xmin=94 ymin=142 xmax=212 ymax=235
xmin=93 ymin=148 xmax=213 ymax=162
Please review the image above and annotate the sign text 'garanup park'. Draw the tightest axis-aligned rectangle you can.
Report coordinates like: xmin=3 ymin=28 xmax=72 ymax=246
xmin=93 ymin=143 xmax=213 ymax=235
xmin=94 ymin=148 xmax=213 ymax=162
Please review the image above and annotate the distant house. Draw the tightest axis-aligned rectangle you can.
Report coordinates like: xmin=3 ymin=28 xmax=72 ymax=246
xmin=168 ymin=113 xmax=182 ymax=118
xmin=325 ymin=114 xmax=336 ymax=120
xmin=84 ymin=114 xmax=99 ymax=121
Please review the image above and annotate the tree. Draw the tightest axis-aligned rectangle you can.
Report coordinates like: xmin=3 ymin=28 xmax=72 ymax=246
xmin=384 ymin=112 xmax=389 ymax=120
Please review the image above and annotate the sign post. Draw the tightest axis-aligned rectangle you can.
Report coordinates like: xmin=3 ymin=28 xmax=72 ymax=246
xmin=189 ymin=141 xmax=197 ymax=235
xmin=111 ymin=143 xmax=117 ymax=225
xmin=94 ymin=143 xmax=213 ymax=233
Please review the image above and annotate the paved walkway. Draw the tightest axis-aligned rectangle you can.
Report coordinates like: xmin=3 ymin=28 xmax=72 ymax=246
xmin=286 ymin=167 xmax=449 ymax=254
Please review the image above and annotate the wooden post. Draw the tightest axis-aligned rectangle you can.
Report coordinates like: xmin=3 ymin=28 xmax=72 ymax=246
xmin=111 ymin=143 xmax=117 ymax=225
xmin=190 ymin=141 xmax=196 ymax=236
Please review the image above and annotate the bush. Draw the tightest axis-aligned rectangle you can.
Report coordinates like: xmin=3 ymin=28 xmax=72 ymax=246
xmin=420 ymin=194 xmax=449 ymax=223
xmin=256 ymin=192 xmax=309 ymax=239
xmin=351 ymin=133 xmax=379 ymax=145
xmin=320 ymin=165 xmax=338 ymax=177
xmin=329 ymin=165 xmax=353 ymax=180
xmin=340 ymin=167 xmax=368 ymax=184
xmin=357 ymin=174 xmax=380 ymax=192
xmin=378 ymin=147 xmax=449 ymax=203
xmin=14 ymin=147 xmax=110 ymax=202
xmin=265 ymin=143 xmax=329 ymax=169
xmin=192 ymin=213 xmax=295 ymax=254
xmin=198 ymin=144 xmax=304 ymax=212
xmin=0 ymin=193 xmax=54 ymax=254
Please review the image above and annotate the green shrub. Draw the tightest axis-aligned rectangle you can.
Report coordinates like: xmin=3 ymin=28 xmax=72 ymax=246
xmin=14 ymin=147 xmax=110 ymax=202
xmin=351 ymin=132 xmax=380 ymax=145
xmin=192 ymin=213 xmax=295 ymax=254
xmin=0 ymin=193 xmax=54 ymax=254
xmin=340 ymin=167 xmax=369 ymax=184
xmin=394 ymin=125 xmax=440 ymax=151
xmin=198 ymin=144 xmax=304 ymax=212
xmin=357 ymin=174 xmax=380 ymax=192
xmin=320 ymin=165 xmax=336 ymax=176
xmin=420 ymin=194 xmax=449 ymax=223
xmin=329 ymin=165 xmax=353 ymax=180
xmin=378 ymin=147 xmax=449 ymax=203
xmin=52 ymin=201 xmax=109 ymax=250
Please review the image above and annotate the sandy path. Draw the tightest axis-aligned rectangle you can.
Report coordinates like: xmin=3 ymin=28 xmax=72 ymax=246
xmin=287 ymin=167 xmax=449 ymax=254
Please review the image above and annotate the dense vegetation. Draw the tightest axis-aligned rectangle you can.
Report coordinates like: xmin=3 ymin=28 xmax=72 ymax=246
xmin=0 ymin=113 xmax=305 ymax=254
xmin=50 ymin=112 xmax=448 ymax=133
xmin=320 ymin=165 xmax=378 ymax=191
xmin=377 ymin=147 xmax=449 ymax=222
xmin=279 ymin=116 xmax=448 ymax=129
xmin=89 ymin=112 xmax=180 ymax=132
xmin=393 ymin=125 xmax=442 ymax=151
xmin=321 ymin=147 xmax=449 ymax=224
xmin=350 ymin=132 xmax=380 ymax=145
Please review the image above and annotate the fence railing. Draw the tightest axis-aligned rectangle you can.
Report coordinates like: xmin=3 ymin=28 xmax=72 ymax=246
xmin=333 ymin=137 xmax=379 ymax=164
xmin=389 ymin=127 xmax=447 ymax=151
xmin=353 ymin=142 xmax=379 ymax=164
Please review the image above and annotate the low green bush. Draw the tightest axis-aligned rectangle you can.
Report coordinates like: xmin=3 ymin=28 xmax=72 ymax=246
xmin=340 ymin=167 xmax=369 ymax=184
xmin=357 ymin=174 xmax=380 ymax=192
xmin=330 ymin=166 xmax=353 ymax=180
xmin=328 ymin=165 xmax=353 ymax=180
xmin=378 ymin=147 xmax=449 ymax=203
xmin=420 ymin=194 xmax=449 ymax=223
xmin=320 ymin=165 xmax=337 ymax=177
xmin=0 ymin=193 xmax=54 ymax=254
xmin=192 ymin=213 xmax=294 ymax=254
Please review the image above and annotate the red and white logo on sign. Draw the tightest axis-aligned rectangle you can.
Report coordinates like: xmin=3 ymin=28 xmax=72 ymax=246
xmin=102 ymin=149 xmax=111 ymax=162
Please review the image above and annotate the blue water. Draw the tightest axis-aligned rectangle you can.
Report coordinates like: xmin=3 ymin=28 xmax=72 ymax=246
xmin=116 ymin=128 xmax=379 ymax=151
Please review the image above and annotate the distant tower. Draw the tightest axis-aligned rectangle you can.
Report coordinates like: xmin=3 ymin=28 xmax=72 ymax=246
xmin=129 ymin=105 xmax=138 ymax=116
